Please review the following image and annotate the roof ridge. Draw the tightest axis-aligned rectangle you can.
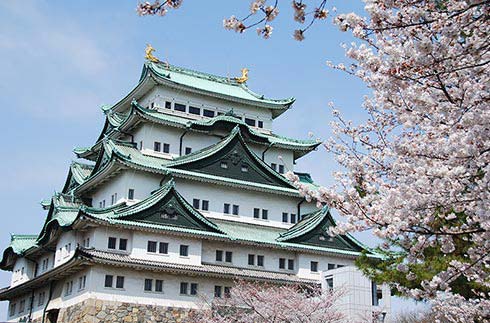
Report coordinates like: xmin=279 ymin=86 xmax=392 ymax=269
xmin=150 ymin=61 xmax=238 ymax=85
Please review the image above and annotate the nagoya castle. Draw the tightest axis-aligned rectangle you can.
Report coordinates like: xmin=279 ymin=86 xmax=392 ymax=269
xmin=0 ymin=46 xmax=390 ymax=323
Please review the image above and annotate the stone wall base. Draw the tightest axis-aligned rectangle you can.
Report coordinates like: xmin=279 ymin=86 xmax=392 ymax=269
xmin=33 ymin=299 xmax=193 ymax=323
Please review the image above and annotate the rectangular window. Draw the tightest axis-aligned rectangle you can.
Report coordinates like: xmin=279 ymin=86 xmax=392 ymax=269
xmin=128 ymin=188 xmax=135 ymax=200
xmin=248 ymin=254 xmax=255 ymax=266
xmin=216 ymin=250 xmax=223 ymax=262
xmin=189 ymin=106 xmax=200 ymax=115
xmin=159 ymin=242 xmax=168 ymax=254
xmin=80 ymin=275 xmax=86 ymax=290
xmin=154 ymin=141 xmax=161 ymax=152
xmin=271 ymin=163 xmax=277 ymax=171
xmin=147 ymin=241 xmax=157 ymax=253
xmin=108 ymin=237 xmax=117 ymax=249
xmin=258 ymin=121 xmax=264 ymax=128
xmin=214 ymin=285 xmax=222 ymax=298
xmin=144 ymin=279 xmax=153 ymax=291
xmin=193 ymin=198 xmax=200 ymax=209
xmin=9 ymin=303 xmax=16 ymax=317
xmin=203 ymin=109 xmax=215 ymax=117
xmin=278 ymin=165 xmax=285 ymax=174
xmin=224 ymin=286 xmax=231 ymax=298
xmin=155 ymin=279 xmax=163 ymax=292
xmin=163 ymin=143 xmax=170 ymax=153
xmin=119 ymin=238 xmax=128 ymax=251
xmin=116 ymin=276 xmax=125 ymax=289
xmin=327 ymin=263 xmax=336 ymax=270
xmin=19 ymin=300 xmax=25 ymax=313
xmin=165 ymin=101 xmax=172 ymax=109
xmin=279 ymin=258 xmax=286 ymax=269
xmin=326 ymin=277 xmax=334 ymax=291
xmin=111 ymin=194 xmax=115 ymax=205
xmin=220 ymin=161 xmax=228 ymax=169
xmin=282 ymin=212 xmax=288 ymax=223
xmin=371 ymin=281 xmax=379 ymax=306
xmin=174 ymin=103 xmax=186 ymax=112
xmin=311 ymin=261 xmax=319 ymax=272
xmin=38 ymin=292 xmax=45 ymax=306
xmin=202 ymin=200 xmax=209 ymax=211
xmin=253 ymin=208 xmax=260 ymax=219
xmin=262 ymin=209 xmax=268 ymax=220
xmin=180 ymin=245 xmax=189 ymax=257
xmin=245 ymin=118 xmax=256 ymax=126
xmin=223 ymin=203 xmax=230 ymax=214
xmin=290 ymin=214 xmax=297 ymax=224
xmin=225 ymin=251 xmax=233 ymax=263
xmin=257 ymin=255 xmax=264 ymax=267
xmin=104 ymin=275 xmax=113 ymax=288
xmin=185 ymin=147 xmax=192 ymax=155
xmin=241 ymin=164 xmax=249 ymax=172
xmin=190 ymin=283 xmax=198 ymax=295
xmin=180 ymin=282 xmax=188 ymax=295
xmin=65 ymin=282 xmax=71 ymax=296
xmin=232 ymin=205 xmax=239 ymax=215
xmin=139 ymin=141 xmax=143 ymax=150
xmin=288 ymin=259 xmax=295 ymax=270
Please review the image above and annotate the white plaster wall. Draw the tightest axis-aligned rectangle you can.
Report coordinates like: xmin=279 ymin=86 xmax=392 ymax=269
xmin=175 ymin=178 xmax=304 ymax=226
xmin=6 ymin=284 xmax=50 ymax=322
xmin=201 ymin=240 xmax=300 ymax=274
xmin=131 ymin=231 xmax=202 ymax=266
xmin=90 ymin=171 xmax=161 ymax=208
xmin=10 ymin=258 xmax=35 ymax=287
xmin=89 ymin=265 xmax=233 ymax=309
xmin=132 ymin=123 xmax=221 ymax=159
xmin=248 ymin=143 xmax=295 ymax=173
xmin=91 ymin=227 xmax=132 ymax=253
xmin=139 ymin=86 xmax=273 ymax=129
xmin=54 ymin=231 xmax=79 ymax=267
xmin=297 ymin=254 xmax=354 ymax=280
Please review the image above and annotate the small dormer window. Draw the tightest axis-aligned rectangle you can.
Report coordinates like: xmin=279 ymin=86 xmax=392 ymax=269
xmin=189 ymin=106 xmax=200 ymax=115
xmin=154 ymin=142 xmax=161 ymax=152
xmin=174 ymin=103 xmax=186 ymax=112
xmin=185 ymin=147 xmax=192 ymax=155
xmin=241 ymin=164 xmax=249 ymax=172
xmin=203 ymin=109 xmax=215 ymax=117
xmin=245 ymin=118 xmax=256 ymax=127
xmin=220 ymin=161 xmax=228 ymax=169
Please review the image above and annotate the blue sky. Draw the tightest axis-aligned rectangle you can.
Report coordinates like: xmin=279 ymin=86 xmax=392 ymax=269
xmin=0 ymin=0 xmax=425 ymax=317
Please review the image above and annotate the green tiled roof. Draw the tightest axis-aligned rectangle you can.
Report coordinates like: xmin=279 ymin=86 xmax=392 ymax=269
xmin=1 ymin=180 xmax=375 ymax=271
xmin=144 ymin=62 xmax=295 ymax=110
xmin=76 ymin=129 xmax=302 ymax=196
xmin=8 ymin=235 xmax=37 ymax=255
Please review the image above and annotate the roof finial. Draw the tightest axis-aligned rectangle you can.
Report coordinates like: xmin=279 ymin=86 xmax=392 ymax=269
xmin=235 ymin=68 xmax=249 ymax=84
xmin=145 ymin=44 xmax=159 ymax=63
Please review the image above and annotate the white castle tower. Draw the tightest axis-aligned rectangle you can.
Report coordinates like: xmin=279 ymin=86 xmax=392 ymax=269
xmin=0 ymin=48 xmax=388 ymax=323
